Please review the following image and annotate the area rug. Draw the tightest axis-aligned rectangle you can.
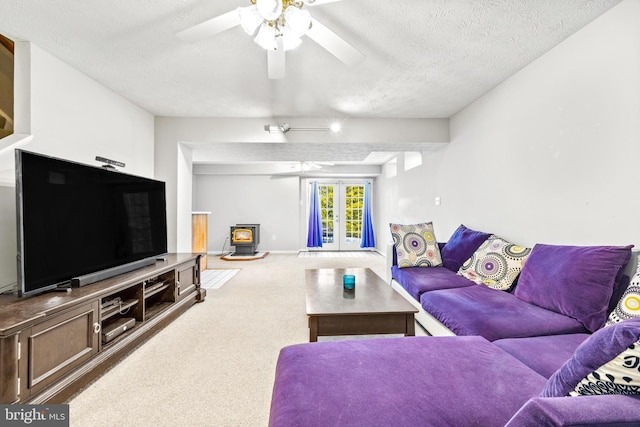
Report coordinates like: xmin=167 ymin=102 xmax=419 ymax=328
xmin=200 ymin=268 xmax=240 ymax=289
xmin=221 ymin=251 xmax=269 ymax=261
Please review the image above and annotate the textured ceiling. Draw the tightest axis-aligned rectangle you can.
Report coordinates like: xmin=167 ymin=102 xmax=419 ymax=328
xmin=0 ymin=0 xmax=623 ymax=168
xmin=0 ymin=0 xmax=622 ymax=118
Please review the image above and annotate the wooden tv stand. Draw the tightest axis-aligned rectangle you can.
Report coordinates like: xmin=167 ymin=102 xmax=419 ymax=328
xmin=0 ymin=253 xmax=205 ymax=404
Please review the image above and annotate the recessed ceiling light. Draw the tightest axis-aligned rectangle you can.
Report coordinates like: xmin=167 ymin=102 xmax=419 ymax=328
xmin=329 ymin=122 xmax=341 ymax=133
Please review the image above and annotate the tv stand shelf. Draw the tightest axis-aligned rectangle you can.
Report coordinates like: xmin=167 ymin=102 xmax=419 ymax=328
xmin=144 ymin=281 xmax=171 ymax=298
xmin=144 ymin=302 xmax=174 ymax=320
xmin=101 ymin=299 xmax=139 ymax=321
xmin=0 ymin=253 xmax=205 ymax=405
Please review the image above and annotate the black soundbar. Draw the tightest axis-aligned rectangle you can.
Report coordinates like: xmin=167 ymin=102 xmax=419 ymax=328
xmin=70 ymin=257 xmax=157 ymax=288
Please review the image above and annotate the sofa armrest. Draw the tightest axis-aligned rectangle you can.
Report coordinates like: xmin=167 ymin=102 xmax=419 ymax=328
xmin=386 ymin=242 xmax=397 ymax=283
xmin=505 ymin=395 xmax=640 ymax=427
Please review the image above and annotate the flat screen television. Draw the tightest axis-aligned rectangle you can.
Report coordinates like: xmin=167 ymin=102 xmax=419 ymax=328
xmin=15 ymin=150 xmax=168 ymax=297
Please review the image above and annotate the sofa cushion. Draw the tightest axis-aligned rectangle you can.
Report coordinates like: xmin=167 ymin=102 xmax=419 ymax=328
xmin=269 ymin=336 xmax=548 ymax=427
xmin=541 ymin=317 xmax=640 ymax=398
xmin=421 ymin=285 xmax=587 ymax=341
xmin=514 ymin=244 xmax=634 ymax=333
xmin=607 ymin=254 xmax=640 ymax=325
xmin=390 ymin=222 xmax=442 ymax=268
xmin=494 ymin=334 xmax=590 ymax=378
xmin=440 ymin=224 xmax=491 ymax=272
xmin=457 ymin=235 xmax=531 ymax=291
xmin=391 ymin=265 xmax=475 ymax=301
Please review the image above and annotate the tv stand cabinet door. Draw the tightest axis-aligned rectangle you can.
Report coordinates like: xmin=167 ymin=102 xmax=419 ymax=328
xmin=27 ymin=301 xmax=100 ymax=397
xmin=176 ymin=260 xmax=198 ymax=301
xmin=0 ymin=334 xmax=19 ymax=403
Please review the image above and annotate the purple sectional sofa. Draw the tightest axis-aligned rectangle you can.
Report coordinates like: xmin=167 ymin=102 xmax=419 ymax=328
xmin=388 ymin=225 xmax=634 ymax=340
xmin=268 ymin=225 xmax=640 ymax=426
xmin=269 ymin=319 xmax=640 ymax=426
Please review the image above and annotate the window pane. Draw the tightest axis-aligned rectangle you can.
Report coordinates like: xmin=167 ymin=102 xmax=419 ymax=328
xmin=344 ymin=185 xmax=364 ymax=240
xmin=319 ymin=185 xmax=334 ymax=244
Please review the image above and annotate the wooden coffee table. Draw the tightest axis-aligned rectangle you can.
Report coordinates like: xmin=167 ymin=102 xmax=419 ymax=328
xmin=305 ymin=268 xmax=418 ymax=342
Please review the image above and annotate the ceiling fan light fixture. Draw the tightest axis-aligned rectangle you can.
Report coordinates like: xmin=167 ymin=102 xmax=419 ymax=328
xmin=281 ymin=33 xmax=302 ymax=50
xmin=256 ymin=0 xmax=283 ymax=21
xmin=254 ymin=23 xmax=278 ymax=50
xmin=238 ymin=6 xmax=263 ymax=35
xmin=239 ymin=0 xmax=311 ymax=52
xmin=283 ymin=7 xmax=311 ymax=38
xmin=264 ymin=123 xmax=290 ymax=133
xmin=279 ymin=123 xmax=291 ymax=132
xmin=265 ymin=122 xmax=340 ymax=133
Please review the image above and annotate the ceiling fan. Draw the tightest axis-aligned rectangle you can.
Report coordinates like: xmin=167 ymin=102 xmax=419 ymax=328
xmin=295 ymin=160 xmax=334 ymax=171
xmin=177 ymin=0 xmax=364 ymax=79
xmin=271 ymin=161 xmax=334 ymax=175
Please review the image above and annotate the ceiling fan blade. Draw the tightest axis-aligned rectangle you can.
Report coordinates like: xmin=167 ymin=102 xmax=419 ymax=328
xmin=305 ymin=18 xmax=364 ymax=67
xmin=177 ymin=10 xmax=240 ymax=42
xmin=267 ymin=38 xmax=286 ymax=79
xmin=293 ymin=161 xmax=323 ymax=171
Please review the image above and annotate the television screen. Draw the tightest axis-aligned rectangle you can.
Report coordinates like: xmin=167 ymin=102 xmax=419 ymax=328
xmin=16 ymin=150 xmax=167 ymax=297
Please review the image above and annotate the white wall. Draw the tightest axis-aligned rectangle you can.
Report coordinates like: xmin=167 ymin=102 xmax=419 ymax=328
xmin=0 ymin=43 xmax=154 ymax=292
xmin=376 ymin=0 xmax=640 ymax=250
xmin=193 ymin=174 xmax=300 ymax=253
xmin=0 ymin=185 xmax=15 ymax=290
xmin=26 ymin=45 xmax=154 ymax=175
xmin=375 ymin=147 xmax=448 ymax=247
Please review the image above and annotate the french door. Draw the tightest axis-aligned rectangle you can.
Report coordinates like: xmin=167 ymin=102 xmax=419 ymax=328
xmin=310 ymin=180 xmax=371 ymax=251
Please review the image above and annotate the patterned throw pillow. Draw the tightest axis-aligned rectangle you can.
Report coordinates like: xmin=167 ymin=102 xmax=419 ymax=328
xmin=390 ymin=222 xmax=442 ymax=268
xmin=541 ymin=317 xmax=640 ymax=397
xmin=607 ymin=255 xmax=640 ymax=325
xmin=457 ymin=235 xmax=531 ymax=291
xmin=570 ymin=340 xmax=640 ymax=396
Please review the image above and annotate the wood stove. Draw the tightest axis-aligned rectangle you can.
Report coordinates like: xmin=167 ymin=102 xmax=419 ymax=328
xmin=230 ymin=224 xmax=260 ymax=255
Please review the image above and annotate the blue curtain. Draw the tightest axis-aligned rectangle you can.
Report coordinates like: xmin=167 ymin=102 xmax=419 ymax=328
xmin=360 ymin=181 xmax=375 ymax=248
xmin=306 ymin=181 xmax=323 ymax=247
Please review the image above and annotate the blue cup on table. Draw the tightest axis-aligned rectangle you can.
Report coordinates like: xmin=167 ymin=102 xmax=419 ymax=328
xmin=343 ymin=274 xmax=356 ymax=290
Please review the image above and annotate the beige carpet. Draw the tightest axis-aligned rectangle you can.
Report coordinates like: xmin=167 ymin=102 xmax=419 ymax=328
xmin=68 ymin=252 xmax=424 ymax=426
